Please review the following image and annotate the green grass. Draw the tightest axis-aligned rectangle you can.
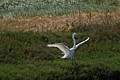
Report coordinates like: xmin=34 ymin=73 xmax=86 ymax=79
xmin=0 ymin=22 xmax=120 ymax=80
xmin=0 ymin=0 xmax=120 ymax=18
xmin=0 ymin=0 xmax=120 ymax=79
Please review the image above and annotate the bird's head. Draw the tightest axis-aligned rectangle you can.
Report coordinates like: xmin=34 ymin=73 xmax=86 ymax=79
xmin=72 ymin=33 xmax=76 ymax=39
xmin=73 ymin=32 xmax=76 ymax=36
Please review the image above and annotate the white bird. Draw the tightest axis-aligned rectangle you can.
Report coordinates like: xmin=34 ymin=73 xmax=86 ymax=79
xmin=47 ymin=33 xmax=89 ymax=64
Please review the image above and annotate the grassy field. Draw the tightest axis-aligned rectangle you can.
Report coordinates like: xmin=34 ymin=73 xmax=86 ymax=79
xmin=0 ymin=22 xmax=120 ymax=80
xmin=0 ymin=0 xmax=120 ymax=18
xmin=0 ymin=0 xmax=120 ymax=80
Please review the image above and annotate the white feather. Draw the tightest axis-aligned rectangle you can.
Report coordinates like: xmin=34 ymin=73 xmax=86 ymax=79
xmin=47 ymin=43 xmax=69 ymax=55
xmin=75 ymin=37 xmax=89 ymax=49
xmin=47 ymin=33 xmax=89 ymax=59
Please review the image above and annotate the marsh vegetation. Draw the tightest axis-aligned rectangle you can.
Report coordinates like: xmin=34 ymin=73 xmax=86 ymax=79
xmin=0 ymin=0 xmax=120 ymax=80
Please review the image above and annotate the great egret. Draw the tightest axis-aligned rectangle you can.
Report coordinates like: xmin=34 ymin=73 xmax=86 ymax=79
xmin=47 ymin=33 xmax=89 ymax=64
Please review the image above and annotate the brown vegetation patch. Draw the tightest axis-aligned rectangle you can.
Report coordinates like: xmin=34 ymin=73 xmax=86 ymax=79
xmin=0 ymin=12 xmax=120 ymax=32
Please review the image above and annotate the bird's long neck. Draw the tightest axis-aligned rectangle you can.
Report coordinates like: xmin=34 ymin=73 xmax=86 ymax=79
xmin=72 ymin=33 xmax=76 ymax=49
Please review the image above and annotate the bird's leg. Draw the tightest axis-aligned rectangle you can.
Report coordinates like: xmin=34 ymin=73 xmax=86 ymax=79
xmin=71 ymin=57 xmax=74 ymax=65
xmin=71 ymin=57 xmax=75 ymax=76
xmin=71 ymin=56 xmax=78 ymax=68
xmin=71 ymin=56 xmax=78 ymax=80
xmin=71 ymin=56 xmax=77 ymax=66
xmin=71 ymin=57 xmax=79 ymax=80
xmin=73 ymin=59 xmax=77 ymax=66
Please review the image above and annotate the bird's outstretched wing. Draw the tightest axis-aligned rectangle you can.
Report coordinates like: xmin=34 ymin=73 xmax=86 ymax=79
xmin=47 ymin=43 xmax=69 ymax=54
xmin=76 ymin=37 xmax=89 ymax=49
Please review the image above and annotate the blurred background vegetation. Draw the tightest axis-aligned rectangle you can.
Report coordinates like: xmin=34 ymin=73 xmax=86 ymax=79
xmin=0 ymin=0 xmax=120 ymax=18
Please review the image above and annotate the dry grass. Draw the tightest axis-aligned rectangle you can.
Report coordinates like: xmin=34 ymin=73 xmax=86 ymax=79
xmin=0 ymin=12 xmax=120 ymax=32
